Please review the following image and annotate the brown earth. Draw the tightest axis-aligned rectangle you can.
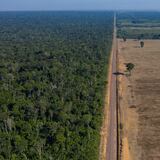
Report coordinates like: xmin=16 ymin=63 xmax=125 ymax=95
xmin=99 ymin=38 xmax=114 ymax=160
xmin=99 ymin=47 xmax=112 ymax=160
xmin=99 ymin=15 xmax=117 ymax=160
xmin=118 ymin=39 xmax=160 ymax=160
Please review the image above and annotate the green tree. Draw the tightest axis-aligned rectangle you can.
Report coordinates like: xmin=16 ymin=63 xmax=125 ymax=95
xmin=126 ymin=63 xmax=135 ymax=76
xmin=123 ymin=36 xmax=127 ymax=42
xmin=140 ymin=41 xmax=144 ymax=48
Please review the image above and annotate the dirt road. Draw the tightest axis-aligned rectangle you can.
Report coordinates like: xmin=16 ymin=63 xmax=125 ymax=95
xmin=106 ymin=13 xmax=118 ymax=160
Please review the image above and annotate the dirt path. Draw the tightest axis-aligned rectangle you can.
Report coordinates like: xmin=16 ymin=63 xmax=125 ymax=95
xmin=99 ymin=13 xmax=118 ymax=160
xmin=106 ymin=14 xmax=118 ymax=160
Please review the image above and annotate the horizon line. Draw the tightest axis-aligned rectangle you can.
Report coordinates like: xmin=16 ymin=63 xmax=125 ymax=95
xmin=0 ymin=9 xmax=160 ymax=12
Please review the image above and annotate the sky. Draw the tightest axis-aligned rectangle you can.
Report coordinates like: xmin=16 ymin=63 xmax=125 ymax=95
xmin=0 ymin=0 xmax=160 ymax=11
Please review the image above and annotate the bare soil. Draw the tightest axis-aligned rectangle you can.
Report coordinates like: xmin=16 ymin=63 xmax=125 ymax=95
xmin=118 ymin=39 xmax=160 ymax=160
xmin=99 ymin=49 xmax=113 ymax=160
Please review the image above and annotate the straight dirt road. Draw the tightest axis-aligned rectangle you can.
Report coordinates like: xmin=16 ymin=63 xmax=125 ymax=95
xmin=106 ymin=13 xmax=118 ymax=160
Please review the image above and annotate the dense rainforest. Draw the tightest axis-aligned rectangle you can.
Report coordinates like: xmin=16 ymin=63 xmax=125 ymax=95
xmin=0 ymin=11 xmax=113 ymax=160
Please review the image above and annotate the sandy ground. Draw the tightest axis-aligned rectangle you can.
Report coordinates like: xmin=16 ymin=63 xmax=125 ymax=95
xmin=99 ymin=51 xmax=112 ymax=160
xmin=118 ymin=39 xmax=160 ymax=160
xmin=99 ymin=85 xmax=109 ymax=160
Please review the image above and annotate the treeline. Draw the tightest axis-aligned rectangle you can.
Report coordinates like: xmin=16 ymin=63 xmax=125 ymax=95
xmin=0 ymin=11 xmax=113 ymax=160
xmin=117 ymin=28 xmax=160 ymax=40
xmin=117 ymin=11 xmax=160 ymax=39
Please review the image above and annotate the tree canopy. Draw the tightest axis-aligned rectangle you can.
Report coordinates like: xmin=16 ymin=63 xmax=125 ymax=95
xmin=0 ymin=11 xmax=113 ymax=160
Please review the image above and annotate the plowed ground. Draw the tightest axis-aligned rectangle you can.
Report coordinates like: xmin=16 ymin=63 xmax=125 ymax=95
xmin=118 ymin=39 xmax=160 ymax=160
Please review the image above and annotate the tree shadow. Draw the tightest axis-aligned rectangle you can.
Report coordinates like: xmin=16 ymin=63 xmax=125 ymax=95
xmin=113 ymin=72 xmax=125 ymax=76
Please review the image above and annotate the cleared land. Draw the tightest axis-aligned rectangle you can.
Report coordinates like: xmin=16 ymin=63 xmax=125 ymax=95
xmin=118 ymin=39 xmax=160 ymax=160
xmin=117 ymin=12 xmax=160 ymax=39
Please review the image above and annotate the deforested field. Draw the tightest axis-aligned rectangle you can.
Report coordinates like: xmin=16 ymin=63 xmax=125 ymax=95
xmin=0 ymin=12 xmax=113 ymax=159
xmin=117 ymin=11 xmax=160 ymax=39
xmin=118 ymin=39 xmax=160 ymax=160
